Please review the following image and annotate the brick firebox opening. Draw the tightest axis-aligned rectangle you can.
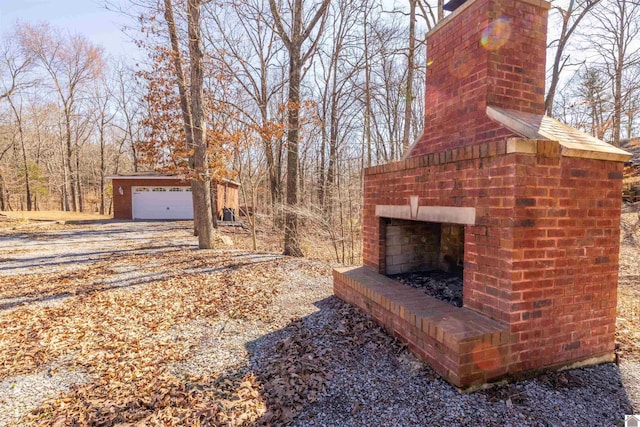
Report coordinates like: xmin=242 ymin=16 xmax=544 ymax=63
xmin=384 ymin=218 xmax=465 ymax=307
xmin=384 ymin=219 xmax=464 ymax=275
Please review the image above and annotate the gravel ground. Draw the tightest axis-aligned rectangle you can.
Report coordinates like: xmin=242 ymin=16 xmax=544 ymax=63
xmin=0 ymin=357 xmax=91 ymax=424
xmin=279 ymin=298 xmax=633 ymax=426
xmin=0 ymin=220 xmax=638 ymax=426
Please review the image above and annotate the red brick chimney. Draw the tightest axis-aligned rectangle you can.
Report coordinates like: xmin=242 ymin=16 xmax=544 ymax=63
xmin=407 ymin=0 xmax=550 ymax=157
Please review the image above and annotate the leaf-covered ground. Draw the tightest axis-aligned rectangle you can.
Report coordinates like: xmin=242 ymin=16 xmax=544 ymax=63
xmin=0 ymin=221 xmax=335 ymax=426
xmin=0 ymin=216 xmax=638 ymax=426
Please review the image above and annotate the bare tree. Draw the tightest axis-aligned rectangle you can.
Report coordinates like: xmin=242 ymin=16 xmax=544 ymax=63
xmin=545 ymin=0 xmax=601 ymax=116
xmin=111 ymin=61 xmax=143 ymax=172
xmin=361 ymin=1 xmax=376 ymax=169
xmin=1 ymin=37 xmax=35 ymax=210
xmin=18 ymin=23 xmax=104 ymax=211
xmin=591 ymin=0 xmax=640 ymax=145
xmin=314 ymin=0 xmax=363 ymax=211
xmin=204 ymin=0 xmax=287 ymax=224
xmin=576 ymin=66 xmax=612 ymax=138
xmin=383 ymin=0 xmax=439 ymax=156
xmin=623 ymin=66 xmax=640 ymax=138
xmin=233 ymin=134 xmax=267 ymax=251
xmin=6 ymin=97 xmax=33 ymax=210
xmin=401 ymin=0 xmax=417 ymax=152
xmin=268 ymin=0 xmax=330 ymax=257
xmin=91 ymin=80 xmax=116 ymax=214
xmin=27 ymin=99 xmax=62 ymax=210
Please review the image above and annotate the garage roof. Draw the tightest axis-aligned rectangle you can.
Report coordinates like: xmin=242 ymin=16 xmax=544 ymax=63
xmin=107 ymin=173 xmax=240 ymax=186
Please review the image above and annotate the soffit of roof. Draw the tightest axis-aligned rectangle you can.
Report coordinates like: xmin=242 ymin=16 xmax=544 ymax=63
xmin=105 ymin=175 xmax=240 ymax=186
xmin=487 ymin=106 xmax=632 ymax=162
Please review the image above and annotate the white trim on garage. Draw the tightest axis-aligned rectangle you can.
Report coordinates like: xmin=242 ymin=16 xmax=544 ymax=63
xmin=132 ymin=186 xmax=193 ymax=220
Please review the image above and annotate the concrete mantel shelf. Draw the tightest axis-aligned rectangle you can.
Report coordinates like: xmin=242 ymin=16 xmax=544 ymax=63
xmin=375 ymin=203 xmax=476 ymax=225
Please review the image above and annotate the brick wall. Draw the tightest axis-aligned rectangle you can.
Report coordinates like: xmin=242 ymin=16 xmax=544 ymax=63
xmin=385 ymin=219 xmax=441 ymax=274
xmin=507 ymin=155 xmax=622 ymax=371
xmin=363 ymin=140 xmax=622 ymax=375
xmin=334 ymin=266 xmax=511 ymax=388
xmin=383 ymin=220 xmax=464 ymax=275
xmin=409 ymin=0 xmax=549 ymax=157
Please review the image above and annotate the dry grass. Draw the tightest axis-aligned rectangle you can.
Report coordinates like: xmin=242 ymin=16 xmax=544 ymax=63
xmin=219 ymin=216 xmax=362 ymax=266
xmin=0 ymin=210 xmax=111 ymax=223
xmin=617 ymin=280 xmax=640 ymax=359
xmin=617 ymin=211 xmax=640 ymax=362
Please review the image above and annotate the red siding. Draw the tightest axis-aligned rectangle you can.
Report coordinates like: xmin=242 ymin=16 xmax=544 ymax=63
xmin=112 ymin=178 xmax=239 ymax=220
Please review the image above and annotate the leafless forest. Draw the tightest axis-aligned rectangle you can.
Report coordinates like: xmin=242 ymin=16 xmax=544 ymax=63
xmin=1 ymin=0 xmax=639 ymax=257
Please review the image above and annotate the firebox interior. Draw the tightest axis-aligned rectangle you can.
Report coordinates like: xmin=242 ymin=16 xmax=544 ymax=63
xmin=385 ymin=218 xmax=465 ymax=307
xmin=384 ymin=218 xmax=464 ymax=275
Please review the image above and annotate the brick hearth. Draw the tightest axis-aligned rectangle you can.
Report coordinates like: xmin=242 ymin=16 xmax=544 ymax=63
xmin=334 ymin=0 xmax=631 ymax=389
xmin=334 ymin=267 xmax=510 ymax=387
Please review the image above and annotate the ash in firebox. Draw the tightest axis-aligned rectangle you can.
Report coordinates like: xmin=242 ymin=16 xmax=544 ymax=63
xmin=388 ymin=271 xmax=463 ymax=307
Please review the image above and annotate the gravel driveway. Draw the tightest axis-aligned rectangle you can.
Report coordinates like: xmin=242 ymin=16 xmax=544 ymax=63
xmin=0 ymin=220 xmax=637 ymax=426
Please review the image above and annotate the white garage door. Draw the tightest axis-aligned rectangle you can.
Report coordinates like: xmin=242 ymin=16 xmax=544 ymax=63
xmin=132 ymin=186 xmax=194 ymax=220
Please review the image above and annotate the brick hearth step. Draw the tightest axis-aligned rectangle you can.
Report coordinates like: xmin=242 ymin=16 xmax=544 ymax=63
xmin=334 ymin=266 xmax=510 ymax=389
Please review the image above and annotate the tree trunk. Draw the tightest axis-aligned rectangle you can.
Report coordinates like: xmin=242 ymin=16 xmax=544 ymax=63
xmin=188 ymin=0 xmax=215 ymax=248
xmin=545 ymin=0 xmax=600 ymax=116
xmin=283 ymin=52 xmax=303 ymax=257
xmin=65 ymin=112 xmax=77 ymax=212
xmin=265 ymin=139 xmax=283 ymax=228
xmin=401 ymin=0 xmax=416 ymax=152
xmin=61 ymin=135 xmax=70 ymax=212
xmin=363 ymin=9 xmax=372 ymax=169
xmin=325 ymin=85 xmax=338 ymax=215
xmin=545 ymin=10 xmax=570 ymax=115
xmin=210 ymin=181 xmax=219 ymax=227
xmin=99 ymin=127 xmax=106 ymax=215
xmin=164 ymin=0 xmax=215 ymax=248
xmin=318 ymin=118 xmax=326 ymax=206
xmin=269 ymin=0 xmax=330 ymax=256
xmin=0 ymin=172 xmax=5 ymax=211
xmin=75 ymin=141 xmax=83 ymax=212
xmin=7 ymin=98 xmax=32 ymax=211
xmin=613 ymin=5 xmax=624 ymax=147
xmin=19 ymin=129 xmax=31 ymax=211
xmin=260 ymin=104 xmax=282 ymax=225
xmin=626 ymin=98 xmax=636 ymax=139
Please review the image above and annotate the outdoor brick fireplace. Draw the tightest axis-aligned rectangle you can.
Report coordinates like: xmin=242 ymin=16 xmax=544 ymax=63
xmin=334 ymin=0 xmax=631 ymax=389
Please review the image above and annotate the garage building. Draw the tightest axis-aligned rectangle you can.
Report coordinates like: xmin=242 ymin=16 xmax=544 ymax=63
xmin=108 ymin=173 xmax=239 ymax=221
